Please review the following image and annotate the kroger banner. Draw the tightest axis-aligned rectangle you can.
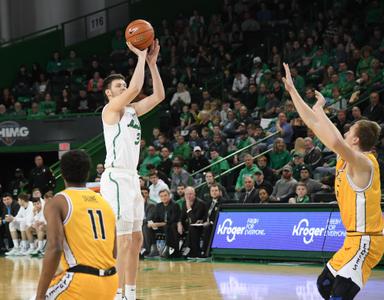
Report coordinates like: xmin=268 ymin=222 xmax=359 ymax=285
xmin=211 ymin=211 xmax=350 ymax=252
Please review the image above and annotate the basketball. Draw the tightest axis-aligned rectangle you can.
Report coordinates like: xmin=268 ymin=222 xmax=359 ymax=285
xmin=125 ymin=19 xmax=154 ymax=50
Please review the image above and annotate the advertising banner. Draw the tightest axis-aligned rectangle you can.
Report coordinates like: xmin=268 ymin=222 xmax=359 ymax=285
xmin=0 ymin=116 xmax=102 ymax=147
xmin=211 ymin=211 xmax=352 ymax=252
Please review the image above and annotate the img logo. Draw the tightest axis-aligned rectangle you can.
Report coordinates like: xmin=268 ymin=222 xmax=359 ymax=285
xmin=0 ymin=121 xmax=29 ymax=146
xmin=216 ymin=218 xmax=246 ymax=243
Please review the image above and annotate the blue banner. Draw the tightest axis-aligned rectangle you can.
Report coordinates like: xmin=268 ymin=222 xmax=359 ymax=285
xmin=212 ymin=211 xmax=351 ymax=252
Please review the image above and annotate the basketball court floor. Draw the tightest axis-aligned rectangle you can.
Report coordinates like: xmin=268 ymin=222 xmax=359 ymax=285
xmin=1 ymin=257 xmax=383 ymax=299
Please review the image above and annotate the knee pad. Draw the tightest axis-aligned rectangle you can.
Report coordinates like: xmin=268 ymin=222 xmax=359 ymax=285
xmin=317 ymin=266 xmax=335 ymax=299
xmin=330 ymin=275 xmax=360 ymax=300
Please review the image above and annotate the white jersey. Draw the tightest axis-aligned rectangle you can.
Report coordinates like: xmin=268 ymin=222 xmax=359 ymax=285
xmin=102 ymin=106 xmax=141 ymax=170
xmin=14 ymin=201 xmax=34 ymax=227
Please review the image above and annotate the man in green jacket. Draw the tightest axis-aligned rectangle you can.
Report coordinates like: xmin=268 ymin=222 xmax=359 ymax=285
xmin=235 ymin=154 xmax=261 ymax=192
xmin=209 ymin=148 xmax=230 ymax=177
xmin=173 ymin=135 xmax=191 ymax=161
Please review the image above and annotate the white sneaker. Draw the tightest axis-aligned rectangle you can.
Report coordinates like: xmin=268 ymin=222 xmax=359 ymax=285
xmin=26 ymin=248 xmax=36 ymax=255
xmin=18 ymin=248 xmax=28 ymax=256
xmin=29 ymin=248 xmax=41 ymax=256
xmin=5 ymin=248 xmax=20 ymax=256
xmin=114 ymin=293 xmax=123 ymax=300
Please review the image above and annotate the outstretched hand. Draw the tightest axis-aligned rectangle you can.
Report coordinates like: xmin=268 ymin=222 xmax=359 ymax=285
xmin=282 ymin=63 xmax=295 ymax=93
xmin=313 ymin=90 xmax=326 ymax=111
xmin=126 ymin=42 xmax=148 ymax=58
xmin=146 ymin=39 xmax=160 ymax=66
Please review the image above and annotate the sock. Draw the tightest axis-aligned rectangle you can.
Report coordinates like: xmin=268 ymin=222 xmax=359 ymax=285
xmin=12 ymin=239 xmax=19 ymax=248
xmin=125 ymin=285 xmax=136 ymax=300
xmin=38 ymin=240 xmax=44 ymax=250
xmin=116 ymin=288 xmax=123 ymax=294
xmin=21 ymin=240 xmax=27 ymax=250
xmin=29 ymin=243 xmax=35 ymax=250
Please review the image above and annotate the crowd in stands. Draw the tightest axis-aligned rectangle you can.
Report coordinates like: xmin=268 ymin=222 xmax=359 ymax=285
xmin=2 ymin=0 xmax=384 ymax=258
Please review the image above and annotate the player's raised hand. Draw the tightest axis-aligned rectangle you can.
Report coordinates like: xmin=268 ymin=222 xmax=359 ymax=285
xmin=282 ymin=63 xmax=295 ymax=93
xmin=313 ymin=90 xmax=326 ymax=111
xmin=146 ymin=39 xmax=160 ymax=66
xmin=126 ymin=42 xmax=148 ymax=58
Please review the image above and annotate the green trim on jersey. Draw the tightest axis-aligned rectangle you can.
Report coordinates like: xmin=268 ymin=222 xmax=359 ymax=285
xmin=111 ymin=123 xmax=121 ymax=168
xmin=108 ymin=172 xmax=120 ymax=218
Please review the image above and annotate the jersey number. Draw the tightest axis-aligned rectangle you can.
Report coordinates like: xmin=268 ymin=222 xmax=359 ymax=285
xmin=87 ymin=209 xmax=106 ymax=240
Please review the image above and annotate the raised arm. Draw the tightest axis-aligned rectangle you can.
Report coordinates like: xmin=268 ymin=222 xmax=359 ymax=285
xmin=283 ymin=63 xmax=371 ymax=176
xmin=131 ymin=39 xmax=165 ymax=116
xmin=104 ymin=43 xmax=147 ymax=119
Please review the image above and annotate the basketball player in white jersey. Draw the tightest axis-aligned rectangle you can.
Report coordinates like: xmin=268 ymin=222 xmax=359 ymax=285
xmin=100 ymin=39 xmax=164 ymax=300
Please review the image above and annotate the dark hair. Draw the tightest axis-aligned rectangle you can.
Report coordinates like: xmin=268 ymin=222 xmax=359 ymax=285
xmin=61 ymin=150 xmax=91 ymax=184
xmin=18 ymin=193 xmax=29 ymax=202
xmin=149 ymin=172 xmax=159 ymax=178
xmin=355 ymin=120 xmax=381 ymax=151
xmin=102 ymin=73 xmax=126 ymax=99
xmin=210 ymin=183 xmax=220 ymax=190
xmin=177 ymin=183 xmax=186 ymax=188
xmin=159 ymin=189 xmax=170 ymax=196
xmin=141 ymin=187 xmax=149 ymax=192
xmin=2 ymin=192 xmax=13 ymax=199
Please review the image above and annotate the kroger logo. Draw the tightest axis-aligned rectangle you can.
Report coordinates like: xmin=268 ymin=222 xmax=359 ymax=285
xmin=0 ymin=121 xmax=29 ymax=146
xmin=292 ymin=219 xmax=325 ymax=245
xmin=216 ymin=218 xmax=246 ymax=243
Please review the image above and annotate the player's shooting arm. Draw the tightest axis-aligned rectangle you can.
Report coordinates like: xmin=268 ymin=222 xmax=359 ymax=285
xmin=106 ymin=44 xmax=147 ymax=114
xmin=131 ymin=40 xmax=165 ymax=116
xmin=35 ymin=195 xmax=67 ymax=299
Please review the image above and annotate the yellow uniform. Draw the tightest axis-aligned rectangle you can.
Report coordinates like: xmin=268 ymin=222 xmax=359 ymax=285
xmin=46 ymin=188 xmax=118 ymax=299
xmin=328 ymin=153 xmax=384 ymax=288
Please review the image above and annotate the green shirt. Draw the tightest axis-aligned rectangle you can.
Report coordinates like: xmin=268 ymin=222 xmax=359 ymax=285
xmin=340 ymin=80 xmax=357 ymax=98
xmin=295 ymin=195 xmax=310 ymax=203
xmin=173 ymin=142 xmax=191 ymax=161
xmin=237 ymin=137 xmax=252 ymax=150
xmin=39 ymin=101 xmax=56 ymax=115
xmin=63 ymin=58 xmax=83 ymax=71
xmin=257 ymin=93 xmax=267 ymax=110
xmin=321 ymin=82 xmax=339 ymax=98
xmin=139 ymin=154 xmax=162 ymax=176
xmin=311 ymin=53 xmax=329 ymax=69
xmin=269 ymin=150 xmax=291 ymax=170
xmin=210 ymin=156 xmax=230 ymax=177
xmin=356 ymin=57 xmax=373 ymax=76
xmin=235 ymin=164 xmax=261 ymax=190
xmin=176 ymin=198 xmax=185 ymax=209
xmin=294 ymin=75 xmax=305 ymax=95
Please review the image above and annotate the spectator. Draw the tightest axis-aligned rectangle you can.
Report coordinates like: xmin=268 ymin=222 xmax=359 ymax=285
xmin=304 ymin=137 xmax=323 ymax=170
xmin=256 ymin=155 xmax=275 ymax=184
xmin=39 ymin=93 xmax=56 ymax=115
xmin=170 ymin=82 xmax=191 ymax=109
xmin=188 ymin=146 xmax=210 ymax=177
xmin=269 ymin=138 xmax=291 ymax=173
xmin=173 ymin=135 xmax=192 ymax=162
xmin=0 ymin=193 xmax=20 ymax=252
xmin=254 ymin=169 xmax=273 ymax=196
xmin=179 ymin=187 xmax=207 ymax=258
xmin=239 ymin=176 xmax=259 ymax=203
xmin=46 ymin=51 xmax=63 ymax=74
xmin=275 ymin=112 xmax=294 ymax=146
xmin=289 ymin=182 xmax=310 ymax=204
xmin=209 ymin=148 xmax=230 ymax=178
xmin=334 ymin=110 xmax=348 ymax=135
xmin=8 ymin=168 xmax=28 ymax=198
xmin=63 ymin=50 xmax=83 ymax=73
xmin=175 ymin=184 xmax=186 ymax=206
xmin=299 ymin=166 xmax=330 ymax=194
xmin=28 ymin=155 xmax=55 ymax=194
xmin=139 ymin=146 xmax=161 ymax=177
xmin=363 ymin=92 xmax=384 ymax=124
xmin=5 ymin=193 xmax=34 ymax=256
xmin=158 ymin=147 xmax=173 ymax=177
xmin=170 ymin=162 xmax=194 ymax=194
xmin=141 ymin=187 xmax=156 ymax=256
xmin=146 ymin=164 xmax=171 ymax=187
xmin=270 ymin=165 xmax=297 ymax=202
xmin=147 ymin=189 xmax=181 ymax=258
xmin=258 ymin=187 xmax=272 ymax=204
xmin=196 ymin=171 xmax=228 ymax=203
xmin=57 ymin=88 xmax=74 ymax=114
xmin=232 ymin=70 xmax=249 ymax=95
xmin=93 ymin=163 xmax=104 ymax=182
xmin=235 ymin=154 xmax=261 ymax=192
xmin=209 ymin=134 xmax=228 ymax=157
xmin=202 ymin=184 xmax=227 ymax=256
xmin=149 ymin=173 xmax=169 ymax=204
xmin=291 ymin=152 xmax=306 ymax=181
xmin=75 ymin=89 xmax=92 ymax=113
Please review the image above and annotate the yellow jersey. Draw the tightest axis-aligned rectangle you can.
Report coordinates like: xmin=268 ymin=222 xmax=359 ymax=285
xmin=335 ymin=153 xmax=383 ymax=234
xmin=58 ymin=187 xmax=116 ymax=270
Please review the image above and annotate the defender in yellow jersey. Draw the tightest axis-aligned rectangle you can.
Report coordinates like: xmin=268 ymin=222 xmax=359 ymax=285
xmin=35 ymin=150 xmax=118 ymax=299
xmin=283 ymin=63 xmax=383 ymax=300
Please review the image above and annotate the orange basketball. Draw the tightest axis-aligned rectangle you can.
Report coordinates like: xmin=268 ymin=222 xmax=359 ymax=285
xmin=125 ymin=19 xmax=155 ymax=50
